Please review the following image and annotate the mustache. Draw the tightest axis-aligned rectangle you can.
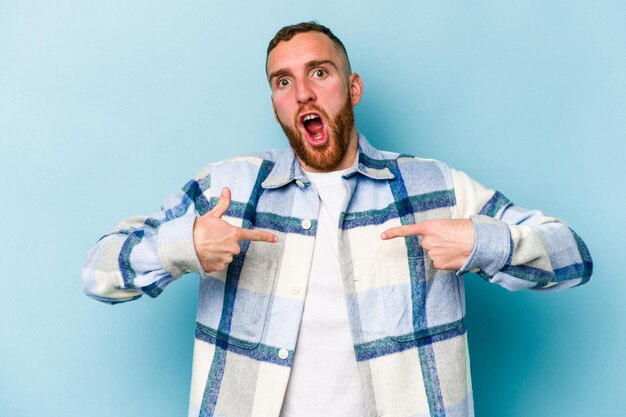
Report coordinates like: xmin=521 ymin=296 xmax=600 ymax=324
xmin=294 ymin=103 xmax=329 ymax=125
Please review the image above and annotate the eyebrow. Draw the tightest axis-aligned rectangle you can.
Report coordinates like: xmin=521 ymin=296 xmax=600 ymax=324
xmin=268 ymin=69 xmax=289 ymax=84
xmin=306 ymin=59 xmax=339 ymax=71
xmin=268 ymin=59 xmax=339 ymax=84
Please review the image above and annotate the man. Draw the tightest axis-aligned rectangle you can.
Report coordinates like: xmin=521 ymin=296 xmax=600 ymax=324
xmin=82 ymin=22 xmax=592 ymax=417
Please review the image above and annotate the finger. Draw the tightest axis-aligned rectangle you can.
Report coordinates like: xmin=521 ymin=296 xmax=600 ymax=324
xmin=209 ymin=187 xmax=231 ymax=218
xmin=380 ymin=222 xmax=426 ymax=240
xmin=213 ymin=262 xmax=228 ymax=272
xmin=238 ymin=228 xmax=278 ymax=243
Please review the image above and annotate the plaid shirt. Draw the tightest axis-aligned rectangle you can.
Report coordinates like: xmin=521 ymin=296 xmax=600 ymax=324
xmin=82 ymin=134 xmax=592 ymax=417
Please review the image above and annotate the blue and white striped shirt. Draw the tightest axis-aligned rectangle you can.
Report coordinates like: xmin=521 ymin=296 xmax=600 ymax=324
xmin=82 ymin=134 xmax=592 ymax=417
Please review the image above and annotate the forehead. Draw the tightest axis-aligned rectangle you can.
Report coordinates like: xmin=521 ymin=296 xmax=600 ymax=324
xmin=267 ymin=31 xmax=345 ymax=74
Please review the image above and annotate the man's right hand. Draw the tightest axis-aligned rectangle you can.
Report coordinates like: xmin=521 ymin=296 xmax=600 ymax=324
xmin=193 ymin=187 xmax=278 ymax=272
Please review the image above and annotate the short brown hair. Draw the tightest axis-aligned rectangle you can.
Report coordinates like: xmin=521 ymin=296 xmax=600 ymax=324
xmin=266 ymin=21 xmax=352 ymax=76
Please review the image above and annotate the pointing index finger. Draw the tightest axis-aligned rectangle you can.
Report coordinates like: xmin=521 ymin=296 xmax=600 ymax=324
xmin=238 ymin=227 xmax=278 ymax=243
xmin=381 ymin=222 xmax=426 ymax=240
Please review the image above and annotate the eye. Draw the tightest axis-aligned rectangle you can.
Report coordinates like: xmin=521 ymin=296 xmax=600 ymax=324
xmin=314 ymin=69 xmax=327 ymax=78
xmin=277 ymin=78 xmax=290 ymax=88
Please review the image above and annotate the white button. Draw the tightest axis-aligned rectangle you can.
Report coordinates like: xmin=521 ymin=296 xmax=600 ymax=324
xmin=290 ymin=286 xmax=301 ymax=295
xmin=295 ymin=180 xmax=305 ymax=188
xmin=278 ymin=348 xmax=289 ymax=360
xmin=301 ymin=218 xmax=312 ymax=230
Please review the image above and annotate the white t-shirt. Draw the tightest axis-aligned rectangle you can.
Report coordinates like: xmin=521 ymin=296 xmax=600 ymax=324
xmin=280 ymin=169 xmax=366 ymax=417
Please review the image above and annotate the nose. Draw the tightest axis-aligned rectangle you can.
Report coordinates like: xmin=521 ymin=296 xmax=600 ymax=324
xmin=295 ymin=78 xmax=316 ymax=105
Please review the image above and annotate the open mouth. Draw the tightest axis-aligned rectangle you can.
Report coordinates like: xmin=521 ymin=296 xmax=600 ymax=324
xmin=300 ymin=112 xmax=327 ymax=146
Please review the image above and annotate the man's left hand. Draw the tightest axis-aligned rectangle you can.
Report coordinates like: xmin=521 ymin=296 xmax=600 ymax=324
xmin=381 ymin=219 xmax=474 ymax=271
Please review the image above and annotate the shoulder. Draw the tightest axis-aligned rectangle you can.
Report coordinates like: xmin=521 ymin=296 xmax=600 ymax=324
xmin=193 ymin=149 xmax=287 ymax=182
xmin=377 ymin=148 xmax=454 ymax=188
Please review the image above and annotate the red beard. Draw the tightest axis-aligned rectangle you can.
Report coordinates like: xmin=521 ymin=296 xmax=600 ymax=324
xmin=277 ymin=95 xmax=355 ymax=171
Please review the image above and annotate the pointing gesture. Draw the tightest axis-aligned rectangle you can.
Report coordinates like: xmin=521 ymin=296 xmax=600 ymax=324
xmin=381 ymin=219 xmax=474 ymax=271
xmin=193 ymin=187 xmax=278 ymax=272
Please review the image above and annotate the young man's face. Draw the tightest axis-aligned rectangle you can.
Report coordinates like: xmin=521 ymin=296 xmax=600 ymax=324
xmin=267 ymin=31 xmax=362 ymax=172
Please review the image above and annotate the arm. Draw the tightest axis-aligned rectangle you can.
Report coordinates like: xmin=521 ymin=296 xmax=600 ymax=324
xmin=82 ymin=176 xmax=278 ymax=304
xmin=81 ymin=179 xmax=206 ymax=304
xmin=451 ymin=168 xmax=592 ymax=291
xmin=381 ymin=168 xmax=592 ymax=291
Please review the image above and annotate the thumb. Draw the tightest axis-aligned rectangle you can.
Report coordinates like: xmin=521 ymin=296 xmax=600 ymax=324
xmin=209 ymin=187 xmax=231 ymax=218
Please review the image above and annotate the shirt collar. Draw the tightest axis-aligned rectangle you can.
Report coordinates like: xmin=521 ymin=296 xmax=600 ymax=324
xmin=261 ymin=133 xmax=395 ymax=189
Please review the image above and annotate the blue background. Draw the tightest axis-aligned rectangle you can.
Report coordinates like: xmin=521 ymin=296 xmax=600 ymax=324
xmin=1 ymin=1 xmax=624 ymax=416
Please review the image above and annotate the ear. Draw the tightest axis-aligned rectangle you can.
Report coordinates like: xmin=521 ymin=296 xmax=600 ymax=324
xmin=348 ymin=73 xmax=363 ymax=106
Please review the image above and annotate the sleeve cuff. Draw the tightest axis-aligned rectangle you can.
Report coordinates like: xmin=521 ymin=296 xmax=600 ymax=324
xmin=458 ymin=215 xmax=512 ymax=277
xmin=157 ymin=213 xmax=204 ymax=278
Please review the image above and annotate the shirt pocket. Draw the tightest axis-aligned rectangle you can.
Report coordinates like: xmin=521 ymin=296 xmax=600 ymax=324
xmin=196 ymin=257 xmax=278 ymax=349
xmin=375 ymin=255 xmax=464 ymax=342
